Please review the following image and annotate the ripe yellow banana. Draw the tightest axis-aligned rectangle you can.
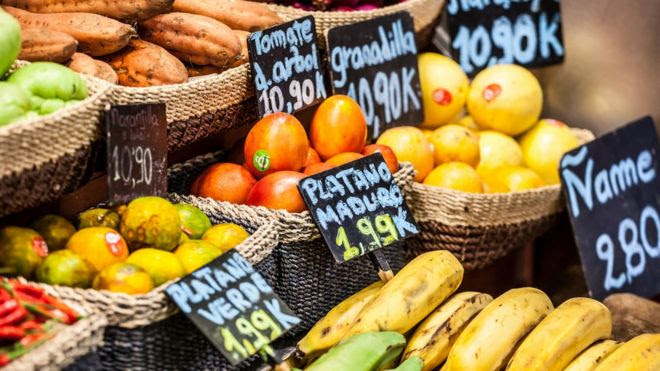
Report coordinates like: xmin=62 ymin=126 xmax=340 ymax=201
xmin=342 ymin=251 xmax=464 ymax=339
xmin=564 ymin=340 xmax=621 ymax=371
xmin=594 ymin=333 xmax=660 ymax=371
xmin=443 ymin=287 xmax=553 ymax=371
xmin=403 ymin=292 xmax=493 ymax=371
xmin=507 ymin=297 xmax=612 ymax=371
xmin=297 ymin=281 xmax=384 ymax=360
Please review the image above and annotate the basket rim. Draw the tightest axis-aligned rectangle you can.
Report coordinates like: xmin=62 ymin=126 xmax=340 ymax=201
xmin=267 ymin=0 xmax=439 ymax=19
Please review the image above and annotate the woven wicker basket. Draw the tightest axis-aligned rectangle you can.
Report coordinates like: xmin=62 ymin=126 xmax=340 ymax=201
xmin=0 ymin=62 xmax=112 ymax=218
xmin=169 ymin=151 xmax=416 ymax=338
xmin=269 ymin=0 xmax=446 ymax=48
xmin=408 ymin=128 xmax=595 ymax=270
xmin=3 ymin=309 xmax=106 ymax=371
xmin=106 ymin=63 xmax=257 ymax=154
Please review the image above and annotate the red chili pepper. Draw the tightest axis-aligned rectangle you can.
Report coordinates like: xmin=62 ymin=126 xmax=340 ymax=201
xmin=19 ymin=332 xmax=48 ymax=348
xmin=20 ymin=320 xmax=42 ymax=332
xmin=0 ymin=326 xmax=25 ymax=341
xmin=0 ymin=353 xmax=9 ymax=367
xmin=42 ymin=295 xmax=79 ymax=324
xmin=12 ymin=283 xmax=44 ymax=301
xmin=14 ymin=291 xmax=48 ymax=305
xmin=0 ymin=300 xmax=18 ymax=317
xmin=0 ymin=288 xmax=10 ymax=303
xmin=0 ymin=306 xmax=26 ymax=327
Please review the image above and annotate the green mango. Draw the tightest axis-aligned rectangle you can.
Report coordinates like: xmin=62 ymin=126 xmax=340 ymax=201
xmin=39 ymin=98 xmax=66 ymax=115
xmin=306 ymin=332 xmax=406 ymax=371
xmin=8 ymin=62 xmax=88 ymax=101
xmin=386 ymin=356 xmax=423 ymax=371
xmin=0 ymin=82 xmax=31 ymax=126
xmin=0 ymin=8 xmax=20 ymax=77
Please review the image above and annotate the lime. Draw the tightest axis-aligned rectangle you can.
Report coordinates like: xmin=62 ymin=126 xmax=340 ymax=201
xmin=126 ymin=248 xmax=185 ymax=286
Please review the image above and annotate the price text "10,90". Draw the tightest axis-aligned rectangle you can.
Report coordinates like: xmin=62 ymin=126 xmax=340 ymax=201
xmin=110 ymin=145 xmax=153 ymax=189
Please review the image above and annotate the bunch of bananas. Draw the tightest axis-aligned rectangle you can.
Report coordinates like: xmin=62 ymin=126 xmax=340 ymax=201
xmin=291 ymin=251 xmax=660 ymax=371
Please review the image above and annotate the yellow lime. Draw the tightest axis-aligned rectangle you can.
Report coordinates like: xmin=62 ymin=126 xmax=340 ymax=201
xmin=126 ymin=248 xmax=185 ymax=286
xmin=30 ymin=215 xmax=76 ymax=251
xmin=93 ymin=262 xmax=154 ymax=294
xmin=174 ymin=240 xmax=223 ymax=274
xmin=66 ymin=227 xmax=128 ymax=271
xmin=201 ymin=224 xmax=249 ymax=253
xmin=483 ymin=166 xmax=545 ymax=193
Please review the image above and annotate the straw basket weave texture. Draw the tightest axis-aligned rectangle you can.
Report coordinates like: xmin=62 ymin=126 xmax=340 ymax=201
xmin=0 ymin=62 xmax=112 ymax=217
xmin=107 ymin=63 xmax=257 ymax=153
xmin=269 ymin=0 xmax=446 ymax=48
xmin=3 ymin=311 xmax=106 ymax=371
xmin=169 ymin=151 xmax=416 ymax=338
xmin=408 ymin=128 xmax=596 ymax=270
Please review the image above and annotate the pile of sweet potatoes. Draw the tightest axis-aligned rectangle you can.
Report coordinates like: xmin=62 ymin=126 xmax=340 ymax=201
xmin=1 ymin=0 xmax=281 ymax=86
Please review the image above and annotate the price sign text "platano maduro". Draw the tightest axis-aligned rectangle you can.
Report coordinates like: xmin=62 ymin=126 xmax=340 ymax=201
xmin=248 ymin=16 xmax=327 ymax=118
xmin=105 ymin=103 xmax=167 ymax=204
xmin=166 ymin=250 xmax=301 ymax=365
xmin=299 ymin=153 xmax=419 ymax=263
xmin=560 ymin=117 xmax=659 ymax=301
xmin=326 ymin=12 xmax=423 ymax=140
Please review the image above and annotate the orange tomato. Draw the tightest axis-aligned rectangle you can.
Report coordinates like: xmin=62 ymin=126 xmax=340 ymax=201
xmin=244 ymin=112 xmax=309 ymax=178
xmin=362 ymin=144 xmax=399 ymax=174
xmin=326 ymin=152 xmax=364 ymax=167
xmin=245 ymin=171 xmax=307 ymax=213
xmin=303 ymin=162 xmax=334 ymax=176
xmin=303 ymin=148 xmax=321 ymax=167
xmin=310 ymin=95 xmax=367 ymax=160
xmin=195 ymin=163 xmax=257 ymax=204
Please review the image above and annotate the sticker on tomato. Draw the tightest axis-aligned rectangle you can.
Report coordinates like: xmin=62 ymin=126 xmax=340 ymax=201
xmin=105 ymin=231 xmax=127 ymax=257
xmin=31 ymin=237 xmax=48 ymax=258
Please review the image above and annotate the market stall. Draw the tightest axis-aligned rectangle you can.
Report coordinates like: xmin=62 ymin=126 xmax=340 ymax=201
xmin=0 ymin=0 xmax=658 ymax=369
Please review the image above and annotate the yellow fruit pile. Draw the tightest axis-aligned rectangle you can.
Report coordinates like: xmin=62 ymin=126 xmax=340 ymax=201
xmin=0 ymin=197 xmax=250 ymax=295
xmin=295 ymin=251 xmax=660 ymax=371
xmin=378 ymin=54 xmax=582 ymax=193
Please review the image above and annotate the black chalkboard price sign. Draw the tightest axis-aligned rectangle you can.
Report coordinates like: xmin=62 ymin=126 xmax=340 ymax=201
xmin=105 ymin=103 xmax=167 ymax=204
xmin=435 ymin=0 xmax=564 ymax=76
xmin=560 ymin=117 xmax=660 ymax=301
xmin=165 ymin=250 xmax=301 ymax=365
xmin=298 ymin=153 xmax=419 ymax=264
xmin=248 ymin=16 xmax=327 ymax=118
xmin=326 ymin=12 xmax=423 ymax=140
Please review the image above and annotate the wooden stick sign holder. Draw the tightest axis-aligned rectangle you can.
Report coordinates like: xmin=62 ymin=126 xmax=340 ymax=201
xmin=298 ymin=153 xmax=420 ymax=282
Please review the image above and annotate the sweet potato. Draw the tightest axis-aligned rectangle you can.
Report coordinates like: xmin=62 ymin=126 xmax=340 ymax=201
xmin=186 ymin=64 xmax=224 ymax=77
xmin=172 ymin=0 xmax=281 ymax=31
xmin=107 ymin=39 xmax=188 ymax=87
xmin=67 ymin=52 xmax=118 ymax=84
xmin=2 ymin=0 xmax=174 ymax=21
xmin=18 ymin=28 xmax=77 ymax=63
xmin=230 ymin=30 xmax=249 ymax=68
xmin=140 ymin=12 xmax=241 ymax=68
xmin=2 ymin=6 xmax=135 ymax=56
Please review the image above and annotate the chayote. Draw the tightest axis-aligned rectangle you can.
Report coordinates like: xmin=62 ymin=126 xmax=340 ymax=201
xmin=38 ymin=98 xmax=66 ymax=115
xmin=0 ymin=9 xmax=20 ymax=77
xmin=0 ymin=82 xmax=31 ymax=126
xmin=8 ymin=62 xmax=88 ymax=101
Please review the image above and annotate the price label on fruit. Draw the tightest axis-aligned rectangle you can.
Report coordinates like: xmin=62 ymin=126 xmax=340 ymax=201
xmin=105 ymin=103 xmax=168 ymax=204
xmin=560 ymin=117 xmax=660 ymax=301
xmin=326 ymin=12 xmax=423 ymax=140
xmin=165 ymin=250 xmax=301 ymax=365
xmin=435 ymin=0 xmax=564 ymax=76
xmin=248 ymin=15 xmax=327 ymax=118
xmin=298 ymin=153 xmax=419 ymax=263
